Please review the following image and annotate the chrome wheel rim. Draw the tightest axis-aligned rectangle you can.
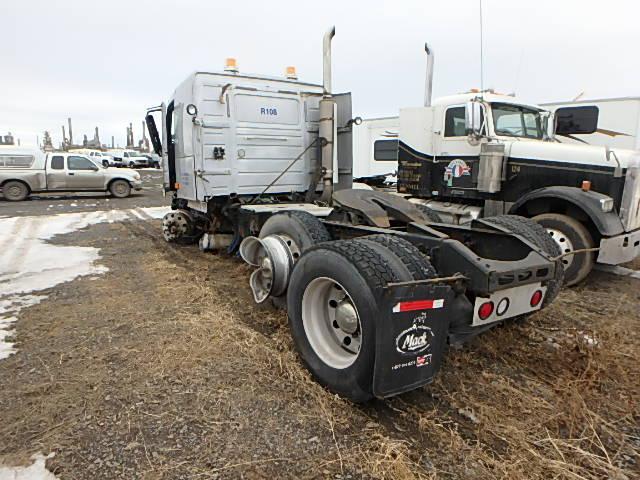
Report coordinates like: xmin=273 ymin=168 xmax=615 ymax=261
xmin=547 ymin=228 xmax=575 ymax=269
xmin=302 ymin=277 xmax=361 ymax=369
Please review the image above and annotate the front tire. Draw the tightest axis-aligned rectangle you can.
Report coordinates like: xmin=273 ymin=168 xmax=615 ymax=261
xmin=109 ymin=179 xmax=131 ymax=198
xmin=2 ymin=180 xmax=29 ymax=201
xmin=532 ymin=213 xmax=594 ymax=286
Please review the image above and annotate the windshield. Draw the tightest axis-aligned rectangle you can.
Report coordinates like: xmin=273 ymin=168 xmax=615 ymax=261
xmin=492 ymin=103 xmax=544 ymax=139
xmin=91 ymin=158 xmax=107 ymax=169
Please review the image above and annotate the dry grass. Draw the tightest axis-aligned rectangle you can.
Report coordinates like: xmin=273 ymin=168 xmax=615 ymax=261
xmin=0 ymin=220 xmax=638 ymax=479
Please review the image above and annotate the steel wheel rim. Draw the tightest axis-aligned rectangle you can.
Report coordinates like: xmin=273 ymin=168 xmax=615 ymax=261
xmin=7 ymin=185 xmax=23 ymax=198
xmin=302 ymin=277 xmax=362 ymax=369
xmin=114 ymin=182 xmax=127 ymax=195
xmin=162 ymin=212 xmax=190 ymax=241
xmin=547 ymin=228 xmax=575 ymax=269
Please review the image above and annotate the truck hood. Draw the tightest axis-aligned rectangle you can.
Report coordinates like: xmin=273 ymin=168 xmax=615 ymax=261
xmin=105 ymin=167 xmax=140 ymax=178
xmin=506 ymin=138 xmax=639 ymax=169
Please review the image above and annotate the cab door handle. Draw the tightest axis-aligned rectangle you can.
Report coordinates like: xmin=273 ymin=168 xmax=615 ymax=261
xmin=68 ymin=172 xmax=75 ymax=176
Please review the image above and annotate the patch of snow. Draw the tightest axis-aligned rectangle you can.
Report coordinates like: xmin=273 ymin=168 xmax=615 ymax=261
xmin=0 ymin=452 xmax=59 ymax=480
xmin=0 ymin=206 xmax=169 ymax=359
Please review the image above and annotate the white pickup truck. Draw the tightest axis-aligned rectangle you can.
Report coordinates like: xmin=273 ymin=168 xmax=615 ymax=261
xmin=0 ymin=147 xmax=142 ymax=201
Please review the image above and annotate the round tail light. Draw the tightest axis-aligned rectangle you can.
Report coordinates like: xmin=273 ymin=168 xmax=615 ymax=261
xmin=478 ymin=301 xmax=494 ymax=320
xmin=530 ymin=290 xmax=543 ymax=307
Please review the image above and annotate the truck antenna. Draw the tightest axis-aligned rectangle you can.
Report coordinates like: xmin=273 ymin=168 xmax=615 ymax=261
xmin=479 ymin=0 xmax=484 ymax=98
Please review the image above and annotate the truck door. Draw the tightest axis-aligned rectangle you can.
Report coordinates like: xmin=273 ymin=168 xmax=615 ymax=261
xmin=46 ymin=155 xmax=67 ymax=189
xmin=172 ymin=102 xmax=198 ymax=200
xmin=433 ymin=105 xmax=483 ymax=190
xmin=193 ymin=83 xmax=231 ymax=199
xmin=65 ymin=155 xmax=104 ymax=189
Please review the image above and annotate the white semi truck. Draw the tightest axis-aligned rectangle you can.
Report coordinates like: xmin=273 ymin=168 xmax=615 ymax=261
xmin=145 ymin=28 xmax=565 ymax=402
xmin=349 ymin=47 xmax=640 ymax=286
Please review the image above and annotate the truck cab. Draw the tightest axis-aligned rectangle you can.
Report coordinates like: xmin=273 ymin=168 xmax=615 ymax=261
xmin=398 ymin=91 xmax=640 ymax=285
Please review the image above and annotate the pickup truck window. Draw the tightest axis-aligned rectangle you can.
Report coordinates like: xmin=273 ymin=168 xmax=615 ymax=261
xmin=0 ymin=155 xmax=34 ymax=167
xmin=68 ymin=156 xmax=97 ymax=170
xmin=51 ymin=156 xmax=64 ymax=169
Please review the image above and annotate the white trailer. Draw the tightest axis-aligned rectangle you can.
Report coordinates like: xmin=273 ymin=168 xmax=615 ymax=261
xmin=352 ymin=116 xmax=399 ymax=182
xmin=542 ymin=97 xmax=640 ymax=150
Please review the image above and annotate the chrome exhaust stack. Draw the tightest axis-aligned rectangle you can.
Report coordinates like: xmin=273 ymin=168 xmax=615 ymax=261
xmin=322 ymin=26 xmax=336 ymax=95
xmin=320 ymin=26 xmax=337 ymax=201
xmin=424 ymin=43 xmax=434 ymax=107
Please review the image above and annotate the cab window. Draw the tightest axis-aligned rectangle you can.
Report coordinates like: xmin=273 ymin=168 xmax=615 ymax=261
xmin=444 ymin=107 xmax=466 ymax=137
xmin=444 ymin=105 xmax=485 ymax=137
xmin=68 ymin=156 xmax=97 ymax=170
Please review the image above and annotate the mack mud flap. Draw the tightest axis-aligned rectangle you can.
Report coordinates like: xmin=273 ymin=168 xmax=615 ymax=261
xmin=372 ymin=283 xmax=453 ymax=398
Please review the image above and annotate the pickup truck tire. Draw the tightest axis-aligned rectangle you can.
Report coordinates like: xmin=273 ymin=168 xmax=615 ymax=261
xmin=287 ymin=239 xmax=408 ymax=402
xmin=2 ymin=180 xmax=29 ymax=201
xmin=532 ymin=213 xmax=594 ymax=287
xmin=109 ymin=179 xmax=131 ymax=198
xmin=483 ymin=215 xmax=564 ymax=306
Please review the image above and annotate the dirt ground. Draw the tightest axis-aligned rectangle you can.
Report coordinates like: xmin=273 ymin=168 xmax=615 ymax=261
xmin=0 ymin=187 xmax=638 ymax=478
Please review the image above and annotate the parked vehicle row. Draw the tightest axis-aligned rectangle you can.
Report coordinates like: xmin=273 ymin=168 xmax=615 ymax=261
xmin=85 ymin=150 xmax=161 ymax=169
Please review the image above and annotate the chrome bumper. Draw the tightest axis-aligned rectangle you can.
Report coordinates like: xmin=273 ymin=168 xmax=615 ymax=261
xmin=598 ymin=228 xmax=640 ymax=265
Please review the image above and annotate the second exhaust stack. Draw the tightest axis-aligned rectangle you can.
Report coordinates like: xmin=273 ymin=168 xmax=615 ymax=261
xmin=424 ymin=43 xmax=434 ymax=107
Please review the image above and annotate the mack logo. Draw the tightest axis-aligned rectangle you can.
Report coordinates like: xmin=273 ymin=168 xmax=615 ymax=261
xmin=395 ymin=324 xmax=433 ymax=355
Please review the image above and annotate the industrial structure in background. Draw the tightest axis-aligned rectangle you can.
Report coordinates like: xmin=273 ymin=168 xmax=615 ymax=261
xmin=0 ymin=132 xmax=17 ymax=146
xmin=40 ymin=117 xmax=153 ymax=153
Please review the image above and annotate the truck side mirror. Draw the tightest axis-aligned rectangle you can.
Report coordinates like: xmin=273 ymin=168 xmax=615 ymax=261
xmin=145 ymin=114 xmax=163 ymax=156
xmin=465 ymin=101 xmax=484 ymax=137
xmin=555 ymin=106 xmax=599 ymax=135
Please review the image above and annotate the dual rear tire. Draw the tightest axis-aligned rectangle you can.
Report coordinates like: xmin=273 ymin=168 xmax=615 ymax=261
xmin=260 ymin=211 xmax=436 ymax=402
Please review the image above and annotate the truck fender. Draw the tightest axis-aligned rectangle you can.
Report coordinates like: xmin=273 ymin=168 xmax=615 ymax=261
xmin=508 ymin=186 xmax=624 ymax=237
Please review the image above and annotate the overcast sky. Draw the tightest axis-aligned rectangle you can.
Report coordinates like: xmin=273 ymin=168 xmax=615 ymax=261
xmin=2 ymin=0 xmax=639 ymax=148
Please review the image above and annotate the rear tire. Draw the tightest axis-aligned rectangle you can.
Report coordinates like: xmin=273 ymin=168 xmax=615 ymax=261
xmin=259 ymin=211 xmax=331 ymax=254
xmin=287 ymin=240 xmax=410 ymax=402
xmin=2 ymin=180 xmax=30 ymax=201
xmin=355 ymin=234 xmax=437 ymax=280
xmin=109 ymin=179 xmax=131 ymax=198
xmin=484 ymin=215 xmax=564 ymax=306
xmin=532 ymin=213 xmax=594 ymax=286
xmin=415 ymin=204 xmax=442 ymax=223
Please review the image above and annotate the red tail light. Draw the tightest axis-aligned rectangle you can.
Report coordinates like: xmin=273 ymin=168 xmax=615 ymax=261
xmin=530 ymin=290 xmax=543 ymax=307
xmin=478 ymin=301 xmax=494 ymax=320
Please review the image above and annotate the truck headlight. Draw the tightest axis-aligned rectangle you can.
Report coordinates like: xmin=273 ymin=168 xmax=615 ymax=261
xmin=600 ymin=197 xmax=613 ymax=213
xmin=134 ymin=173 xmax=141 ymax=180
